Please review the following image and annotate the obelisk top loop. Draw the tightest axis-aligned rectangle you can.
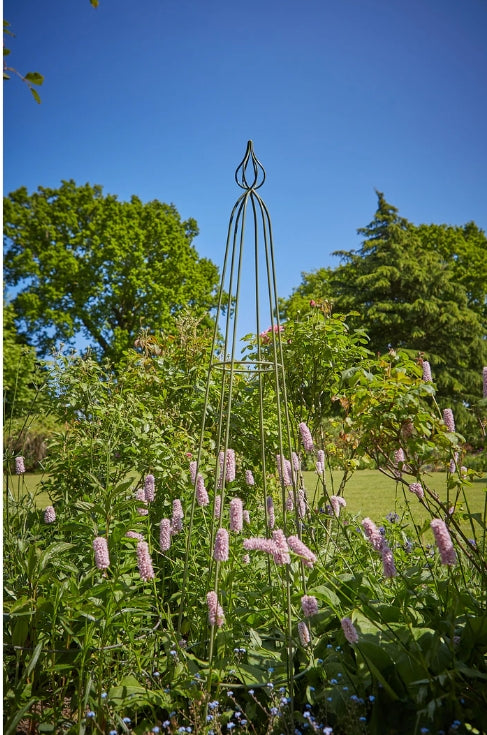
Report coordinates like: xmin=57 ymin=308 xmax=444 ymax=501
xmin=234 ymin=140 xmax=266 ymax=190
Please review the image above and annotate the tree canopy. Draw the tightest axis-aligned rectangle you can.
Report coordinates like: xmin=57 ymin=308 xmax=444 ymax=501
xmin=281 ymin=192 xmax=487 ymax=444
xmin=4 ymin=181 xmax=221 ymax=361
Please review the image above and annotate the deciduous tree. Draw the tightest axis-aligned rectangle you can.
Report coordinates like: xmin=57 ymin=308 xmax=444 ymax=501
xmin=4 ymin=181 xmax=221 ymax=361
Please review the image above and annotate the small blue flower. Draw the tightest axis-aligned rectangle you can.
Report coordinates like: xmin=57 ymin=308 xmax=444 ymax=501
xmin=227 ymin=724 xmax=235 ymax=731
xmin=323 ymin=729 xmax=333 ymax=735
xmin=234 ymin=712 xmax=241 ymax=719
xmin=305 ymin=704 xmax=312 ymax=710
xmin=368 ymin=695 xmax=375 ymax=702
xmin=153 ymin=671 xmax=160 ymax=677
xmin=101 ymin=692 xmax=107 ymax=699
xmin=240 ymin=721 xmax=247 ymax=726
xmin=303 ymin=711 xmax=311 ymax=719
xmin=330 ymin=679 xmax=338 ymax=685
xmin=342 ymin=687 xmax=349 ymax=691
xmin=227 ymin=691 xmax=234 ymax=697
xmin=268 ymin=667 xmax=274 ymax=673
xmin=327 ymin=697 xmax=332 ymax=702
xmin=420 ymin=729 xmax=429 ymax=734
xmin=122 ymin=717 xmax=131 ymax=724
xmin=153 ymin=729 xmax=160 ymax=734
xmin=266 ymin=682 xmax=274 ymax=688
xmin=162 ymin=723 xmax=170 ymax=729
xmin=326 ymin=644 xmax=333 ymax=649
xmin=170 ymin=650 xmax=177 ymax=656
xmin=248 ymin=689 xmax=254 ymax=696
xmin=109 ymin=731 xmax=117 ymax=735
xmin=317 ymin=658 xmax=323 ymax=664
xmin=359 ymin=717 xmax=366 ymax=722
xmin=86 ymin=711 xmax=95 ymax=718
xmin=309 ymin=686 xmax=315 ymax=692
xmin=178 ymin=728 xmax=186 ymax=733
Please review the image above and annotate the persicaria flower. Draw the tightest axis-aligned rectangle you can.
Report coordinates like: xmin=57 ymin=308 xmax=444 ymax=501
xmin=230 ymin=498 xmax=243 ymax=533
xmin=272 ymin=529 xmax=290 ymax=565
xmin=218 ymin=449 xmax=236 ymax=486
xmin=430 ymin=519 xmax=457 ymax=565
xmin=189 ymin=460 xmax=198 ymax=484
xmin=44 ymin=505 xmax=56 ymax=524
xmin=276 ymin=455 xmax=292 ymax=486
xmin=171 ymin=499 xmax=184 ymax=533
xmin=242 ymin=509 xmax=250 ymax=524
xmin=297 ymin=489 xmax=307 ymax=519
xmin=207 ymin=591 xmax=225 ymax=627
xmin=266 ymin=496 xmax=275 ymax=529
xmin=301 ymin=595 xmax=319 ymax=618
xmin=245 ymin=469 xmax=255 ymax=486
xmin=362 ymin=517 xmax=383 ymax=551
xmin=409 ymin=482 xmax=424 ymax=500
xmin=330 ymin=495 xmax=346 ymax=517
xmin=93 ymin=537 xmax=110 ymax=570
xmin=381 ymin=542 xmax=397 ymax=578
xmin=243 ymin=536 xmax=278 ymax=558
xmin=144 ymin=474 xmax=155 ymax=502
xmin=136 ymin=540 xmax=155 ymax=580
xmin=483 ymin=367 xmax=487 ymax=398
xmin=443 ymin=408 xmax=456 ymax=433
xmin=299 ymin=422 xmax=314 ymax=451
xmin=15 ymin=456 xmax=25 ymax=474
xmin=137 ymin=507 xmax=149 ymax=516
xmin=159 ymin=518 xmax=172 ymax=551
xmin=286 ymin=535 xmax=316 ymax=568
xmin=316 ymin=461 xmax=324 ymax=474
xmin=196 ymin=474 xmax=209 ymax=506
xmin=292 ymin=452 xmax=301 ymax=472
xmin=126 ymin=530 xmax=144 ymax=540
xmin=214 ymin=494 xmax=221 ymax=518
xmin=298 ymin=621 xmax=311 ymax=646
xmin=341 ymin=616 xmax=359 ymax=644
xmin=317 ymin=449 xmax=325 ymax=465
xmin=214 ymin=527 xmax=229 ymax=562
xmin=285 ymin=490 xmax=294 ymax=511
xmin=422 ymin=360 xmax=432 ymax=382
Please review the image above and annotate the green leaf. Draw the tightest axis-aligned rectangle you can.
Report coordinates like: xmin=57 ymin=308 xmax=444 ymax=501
xmin=24 ymin=72 xmax=44 ymax=86
xmin=29 ymin=87 xmax=41 ymax=104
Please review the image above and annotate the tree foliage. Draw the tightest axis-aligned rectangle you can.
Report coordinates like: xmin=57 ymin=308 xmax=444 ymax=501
xmin=281 ymin=192 xmax=487 ymax=445
xmin=4 ymin=181 xmax=221 ymax=361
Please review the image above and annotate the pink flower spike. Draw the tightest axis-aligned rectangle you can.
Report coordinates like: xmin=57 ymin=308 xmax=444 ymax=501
xmin=286 ymin=535 xmax=316 ymax=568
xmin=430 ymin=519 xmax=457 ymax=565
xmin=317 ymin=450 xmax=325 ymax=464
xmin=301 ymin=595 xmax=319 ymax=618
xmin=196 ymin=474 xmax=209 ymax=507
xmin=422 ymin=360 xmax=432 ymax=382
xmin=272 ymin=529 xmax=291 ymax=565
xmin=276 ymin=454 xmax=292 ymax=486
xmin=44 ymin=505 xmax=56 ymax=524
xmin=297 ymin=489 xmax=307 ymax=519
xmin=243 ymin=536 xmax=279 ymax=558
xmin=299 ymin=422 xmax=314 ymax=451
xmin=443 ymin=408 xmax=456 ymax=433
xmin=381 ymin=542 xmax=397 ymax=578
xmin=230 ymin=497 xmax=243 ymax=533
xmin=214 ymin=527 xmax=229 ymax=562
xmin=144 ymin=474 xmax=155 ymax=502
xmin=266 ymin=496 xmax=275 ymax=529
xmin=362 ymin=518 xmax=383 ymax=551
xmin=292 ymin=452 xmax=301 ymax=472
xmin=15 ymin=456 xmax=25 ymax=474
xmin=189 ymin=460 xmax=198 ymax=484
xmin=93 ymin=537 xmax=110 ymax=570
xmin=409 ymin=482 xmax=424 ymax=500
xmin=298 ymin=621 xmax=311 ymax=647
xmin=341 ymin=616 xmax=359 ymax=644
xmin=242 ymin=509 xmax=250 ymax=525
xmin=171 ymin=499 xmax=184 ymax=533
xmin=136 ymin=540 xmax=155 ymax=581
xmin=330 ymin=495 xmax=346 ymax=517
xmin=214 ymin=494 xmax=221 ymax=518
xmin=159 ymin=518 xmax=172 ymax=551
xmin=285 ymin=491 xmax=294 ymax=511
xmin=137 ymin=507 xmax=149 ymax=516
xmin=207 ymin=591 xmax=225 ymax=627
xmin=245 ymin=469 xmax=255 ymax=486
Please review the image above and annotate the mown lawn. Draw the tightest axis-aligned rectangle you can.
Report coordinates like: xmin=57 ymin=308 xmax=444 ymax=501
xmin=304 ymin=468 xmax=487 ymax=539
xmin=7 ymin=468 xmax=486 ymax=527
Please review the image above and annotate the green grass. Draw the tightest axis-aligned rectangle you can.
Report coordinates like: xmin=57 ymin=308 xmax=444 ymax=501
xmin=6 ymin=469 xmax=487 ymax=538
xmin=304 ymin=469 xmax=487 ymax=538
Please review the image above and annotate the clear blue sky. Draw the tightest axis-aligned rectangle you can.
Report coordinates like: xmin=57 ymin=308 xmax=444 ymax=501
xmin=4 ymin=0 xmax=487 ymax=343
